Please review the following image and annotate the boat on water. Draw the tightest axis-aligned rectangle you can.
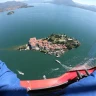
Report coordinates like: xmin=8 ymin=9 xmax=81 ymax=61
xmin=56 ymin=55 xmax=60 ymax=57
xmin=55 ymin=60 xmax=61 ymax=64
xmin=17 ymin=70 xmax=24 ymax=75
xmin=43 ymin=75 xmax=47 ymax=79
xmin=20 ymin=66 xmax=96 ymax=95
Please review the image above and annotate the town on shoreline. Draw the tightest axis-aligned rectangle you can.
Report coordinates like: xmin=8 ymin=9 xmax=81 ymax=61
xmin=17 ymin=34 xmax=80 ymax=57
xmin=0 ymin=1 xmax=34 ymax=14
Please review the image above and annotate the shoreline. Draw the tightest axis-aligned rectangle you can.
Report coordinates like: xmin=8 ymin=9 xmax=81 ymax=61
xmin=17 ymin=34 xmax=80 ymax=57
xmin=0 ymin=1 xmax=34 ymax=13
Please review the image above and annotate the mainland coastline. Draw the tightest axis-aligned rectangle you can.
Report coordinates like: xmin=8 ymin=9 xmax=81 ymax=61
xmin=0 ymin=1 xmax=34 ymax=13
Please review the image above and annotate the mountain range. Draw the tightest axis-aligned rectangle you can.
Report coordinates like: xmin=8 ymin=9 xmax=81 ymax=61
xmin=0 ymin=0 xmax=96 ymax=13
xmin=52 ymin=0 xmax=96 ymax=12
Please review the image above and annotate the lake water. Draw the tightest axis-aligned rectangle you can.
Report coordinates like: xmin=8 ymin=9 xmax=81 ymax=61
xmin=0 ymin=3 xmax=96 ymax=80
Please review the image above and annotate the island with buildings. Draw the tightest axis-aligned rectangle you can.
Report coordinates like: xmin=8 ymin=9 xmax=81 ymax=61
xmin=17 ymin=34 xmax=80 ymax=57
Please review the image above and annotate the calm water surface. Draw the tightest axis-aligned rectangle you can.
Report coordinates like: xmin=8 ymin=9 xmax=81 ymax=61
xmin=0 ymin=4 xmax=96 ymax=80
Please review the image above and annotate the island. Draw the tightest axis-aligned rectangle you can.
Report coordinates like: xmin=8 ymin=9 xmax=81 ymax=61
xmin=7 ymin=11 xmax=14 ymax=15
xmin=17 ymin=34 xmax=80 ymax=57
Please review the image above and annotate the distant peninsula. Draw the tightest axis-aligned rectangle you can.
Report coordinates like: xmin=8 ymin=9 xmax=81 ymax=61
xmin=0 ymin=1 xmax=34 ymax=12
xmin=17 ymin=34 xmax=80 ymax=57
xmin=51 ymin=0 xmax=96 ymax=12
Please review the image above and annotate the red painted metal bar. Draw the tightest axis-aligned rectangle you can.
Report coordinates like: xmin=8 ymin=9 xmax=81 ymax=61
xmin=20 ymin=67 xmax=96 ymax=90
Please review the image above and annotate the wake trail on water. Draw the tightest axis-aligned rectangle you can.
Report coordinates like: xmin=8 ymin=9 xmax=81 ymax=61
xmin=55 ymin=59 xmax=72 ymax=71
xmin=55 ymin=57 xmax=96 ymax=71
xmin=52 ymin=68 xmax=59 ymax=71
xmin=0 ymin=47 xmax=16 ymax=51
xmin=0 ymin=45 xmax=24 ymax=51
xmin=17 ymin=70 xmax=24 ymax=75
xmin=47 ymin=68 xmax=60 ymax=75
xmin=54 ymin=41 xmax=96 ymax=71
xmin=60 ymin=63 xmax=72 ymax=71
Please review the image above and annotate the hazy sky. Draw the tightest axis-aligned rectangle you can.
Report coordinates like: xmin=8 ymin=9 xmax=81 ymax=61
xmin=0 ymin=0 xmax=26 ymax=3
xmin=73 ymin=0 xmax=96 ymax=5
xmin=0 ymin=0 xmax=53 ymax=3
xmin=0 ymin=0 xmax=96 ymax=6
